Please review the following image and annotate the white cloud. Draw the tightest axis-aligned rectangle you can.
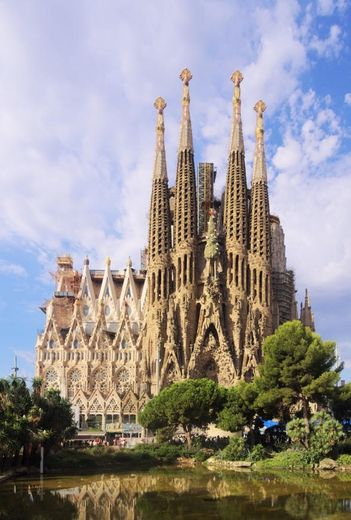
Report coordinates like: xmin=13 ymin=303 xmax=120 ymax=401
xmin=270 ymin=85 xmax=349 ymax=294
xmin=345 ymin=93 xmax=351 ymax=106
xmin=316 ymin=0 xmax=347 ymax=16
xmin=0 ymin=0 xmax=348 ymax=294
xmin=0 ymin=260 xmax=27 ymax=277
xmin=310 ymin=24 xmax=343 ymax=58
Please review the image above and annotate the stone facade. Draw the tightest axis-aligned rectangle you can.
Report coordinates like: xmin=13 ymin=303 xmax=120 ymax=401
xmin=35 ymin=69 xmax=313 ymax=432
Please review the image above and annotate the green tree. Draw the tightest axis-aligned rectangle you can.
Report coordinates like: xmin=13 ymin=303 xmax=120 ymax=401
xmin=139 ymin=378 xmax=224 ymax=446
xmin=217 ymin=381 xmax=261 ymax=445
xmin=255 ymin=321 xmax=341 ymax=445
xmin=0 ymin=376 xmax=76 ymax=472
xmin=331 ymin=382 xmax=351 ymax=423
xmin=287 ymin=411 xmax=344 ymax=463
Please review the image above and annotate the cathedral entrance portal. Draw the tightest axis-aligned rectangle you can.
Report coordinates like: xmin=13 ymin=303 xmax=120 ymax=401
xmin=189 ymin=325 xmax=219 ymax=382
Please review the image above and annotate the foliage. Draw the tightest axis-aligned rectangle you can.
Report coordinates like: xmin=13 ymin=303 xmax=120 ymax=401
xmin=46 ymin=446 xmax=157 ymax=469
xmin=0 ymin=376 xmax=76 ymax=472
xmin=337 ymin=454 xmax=351 ymax=466
xmin=255 ymin=321 xmax=341 ymax=444
xmin=262 ymin=424 xmax=289 ymax=451
xmin=139 ymin=378 xmax=225 ymax=446
xmin=287 ymin=411 xmax=344 ymax=464
xmin=217 ymin=381 xmax=262 ymax=445
xmin=255 ymin=450 xmax=309 ymax=469
xmin=247 ymin=443 xmax=267 ymax=462
xmin=218 ymin=436 xmax=247 ymax=461
xmin=331 ymin=382 xmax=351 ymax=422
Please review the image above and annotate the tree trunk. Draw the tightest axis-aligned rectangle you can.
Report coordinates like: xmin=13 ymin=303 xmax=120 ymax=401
xmin=302 ymin=397 xmax=310 ymax=449
xmin=183 ymin=425 xmax=192 ymax=447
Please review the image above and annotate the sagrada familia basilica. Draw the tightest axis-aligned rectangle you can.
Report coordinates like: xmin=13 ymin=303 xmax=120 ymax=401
xmin=35 ymin=69 xmax=315 ymax=433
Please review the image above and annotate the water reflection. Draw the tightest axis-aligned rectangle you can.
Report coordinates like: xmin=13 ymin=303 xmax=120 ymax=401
xmin=1 ymin=469 xmax=351 ymax=519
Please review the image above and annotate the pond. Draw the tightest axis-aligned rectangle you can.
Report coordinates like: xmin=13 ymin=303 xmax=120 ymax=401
xmin=1 ymin=467 xmax=351 ymax=519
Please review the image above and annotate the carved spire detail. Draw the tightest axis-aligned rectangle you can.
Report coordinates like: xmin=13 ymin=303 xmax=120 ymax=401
xmin=252 ymin=100 xmax=267 ymax=183
xmin=178 ymin=68 xmax=193 ymax=151
xmin=148 ymin=97 xmax=171 ymax=266
xmin=230 ymin=70 xmax=244 ymax=153
xmin=249 ymin=100 xmax=270 ymax=260
xmin=224 ymin=70 xmax=248 ymax=250
xmin=153 ymin=97 xmax=168 ymax=180
xmin=174 ymin=68 xmax=197 ymax=248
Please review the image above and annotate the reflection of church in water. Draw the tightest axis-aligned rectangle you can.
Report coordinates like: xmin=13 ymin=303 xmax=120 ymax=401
xmin=35 ymin=69 xmax=315 ymax=432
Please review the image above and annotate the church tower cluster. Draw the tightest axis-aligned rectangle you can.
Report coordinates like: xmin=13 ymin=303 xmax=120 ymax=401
xmin=35 ymin=69 xmax=312 ymax=433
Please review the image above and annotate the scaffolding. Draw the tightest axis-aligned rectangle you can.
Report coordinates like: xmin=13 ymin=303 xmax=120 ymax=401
xmin=197 ymin=163 xmax=216 ymax=235
xmin=272 ymin=269 xmax=297 ymax=328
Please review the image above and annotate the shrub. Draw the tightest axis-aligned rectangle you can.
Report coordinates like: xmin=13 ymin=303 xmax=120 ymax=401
xmin=247 ymin=444 xmax=266 ymax=462
xmin=337 ymin=454 xmax=351 ymax=466
xmin=286 ymin=412 xmax=344 ymax=464
xmin=219 ymin=436 xmax=246 ymax=461
xmin=255 ymin=450 xmax=308 ymax=469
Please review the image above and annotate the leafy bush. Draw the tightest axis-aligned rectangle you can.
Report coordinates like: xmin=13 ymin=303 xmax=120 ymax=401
xmin=287 ymin=412 xmax=344 ymax=463
xmin=255 ymin=450 xmax=308 ymax=469
xmin=218 ymin=436 xmax=246 ymax=461
xmin=337 ymin=454 xmax=351 ymax=466
xmin=247 ymin=443 xmax=266 ymax=462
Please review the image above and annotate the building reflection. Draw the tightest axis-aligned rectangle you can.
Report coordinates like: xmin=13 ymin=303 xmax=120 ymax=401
xmin=2 ymin=470 xmax=351 ymax=519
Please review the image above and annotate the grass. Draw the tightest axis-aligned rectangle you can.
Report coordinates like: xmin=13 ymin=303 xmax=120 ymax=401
xmin=46 ymin=446 xmax=156 ymax=470
xmin=254 ymin=450 xmax=308 ymax=470
xmin=45 ymin=444 xmax=212 ymax=471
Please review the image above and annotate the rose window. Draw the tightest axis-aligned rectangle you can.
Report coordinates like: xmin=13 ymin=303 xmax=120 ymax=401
xmin=46 ymin=367 xmax=58 ymax=383
xmin=44 ymin=367 xmax=59 ymax=389
xmin=92 ymin=368 xmax=108 ymax=395
xmin=69 ymin=368 xmax=81 ymax=383
xmin=67 ymin=369 xmax=81 ymax=398
xmin=116 ymin=368 xmax=130 ymax=394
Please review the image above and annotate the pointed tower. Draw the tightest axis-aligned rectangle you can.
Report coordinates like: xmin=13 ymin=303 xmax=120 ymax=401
xmin=144 ymin=97 xmax=172 ymax=394
xmin=224 ymin=70 xmax=248 ymax=250
xmin=147 ymin=97 xmax=172 ymax=304
xmin=223 ymin=71 xmax=249 ymax=368
xmin=244 ymin=100 xmax=272 ymax=378
xmin=173 ymin=68 xmax=197 ymax=274
xmin=172 ymin=68 xmax=198 ymax=371
xmin=300 ymin=289 xmax=315 ymax=331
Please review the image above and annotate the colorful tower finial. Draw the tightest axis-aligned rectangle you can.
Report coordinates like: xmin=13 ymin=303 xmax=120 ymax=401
xmin=230 ymin=70 xmax=244 ymax=153
xmin=252 ymin=100 xmax=267 ymax=183
xmin=178 ymin=68 xmax=193 ymax=151
xmin=224 ymin=69 xmax=248 ymax=253
xmin=152 ymin=97 xmax=167 ymax=180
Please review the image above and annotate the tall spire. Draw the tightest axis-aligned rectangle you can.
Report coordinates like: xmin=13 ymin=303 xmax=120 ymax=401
xmin=229 ymin=70 xmax=244 ymax=153
xmin=174 ymin=68 xmax=197 ymax=248
xmin=178 ymin=68 xmax=193 ymax=151
xmin=147 ymin=97 xmax=171 ymax=268
xmin=224 ymin=70 xmax=248 ymax=250
xmin=252 ymin=100 xmax=267 ymax=183
xmin=153 ymin=97 xmax=168 ymax=180
xmin=300 ymin=288 xmax=315 ymax=331
xmin=249 ymin=100 xmax=270 ymax=260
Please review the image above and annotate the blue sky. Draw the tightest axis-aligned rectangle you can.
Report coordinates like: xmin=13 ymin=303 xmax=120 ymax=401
xmin=0 ymin=0 xmax=350 ymax=381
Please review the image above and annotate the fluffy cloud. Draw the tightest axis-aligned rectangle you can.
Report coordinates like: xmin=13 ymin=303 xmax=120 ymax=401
xmin=345 ymin=93 xmax=351 ymax=106
xmin=0 ymin=260 xmax=27 ymax=277
xmin=310 ymin=24 xmax=343 ymax=58
xmin=316 ymin=0 xmax=347 ymax=16
xmin=270 ymin=86 xmax=350 ymax=293
xmin=0 ymin=0 xmax=350 ymax=378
